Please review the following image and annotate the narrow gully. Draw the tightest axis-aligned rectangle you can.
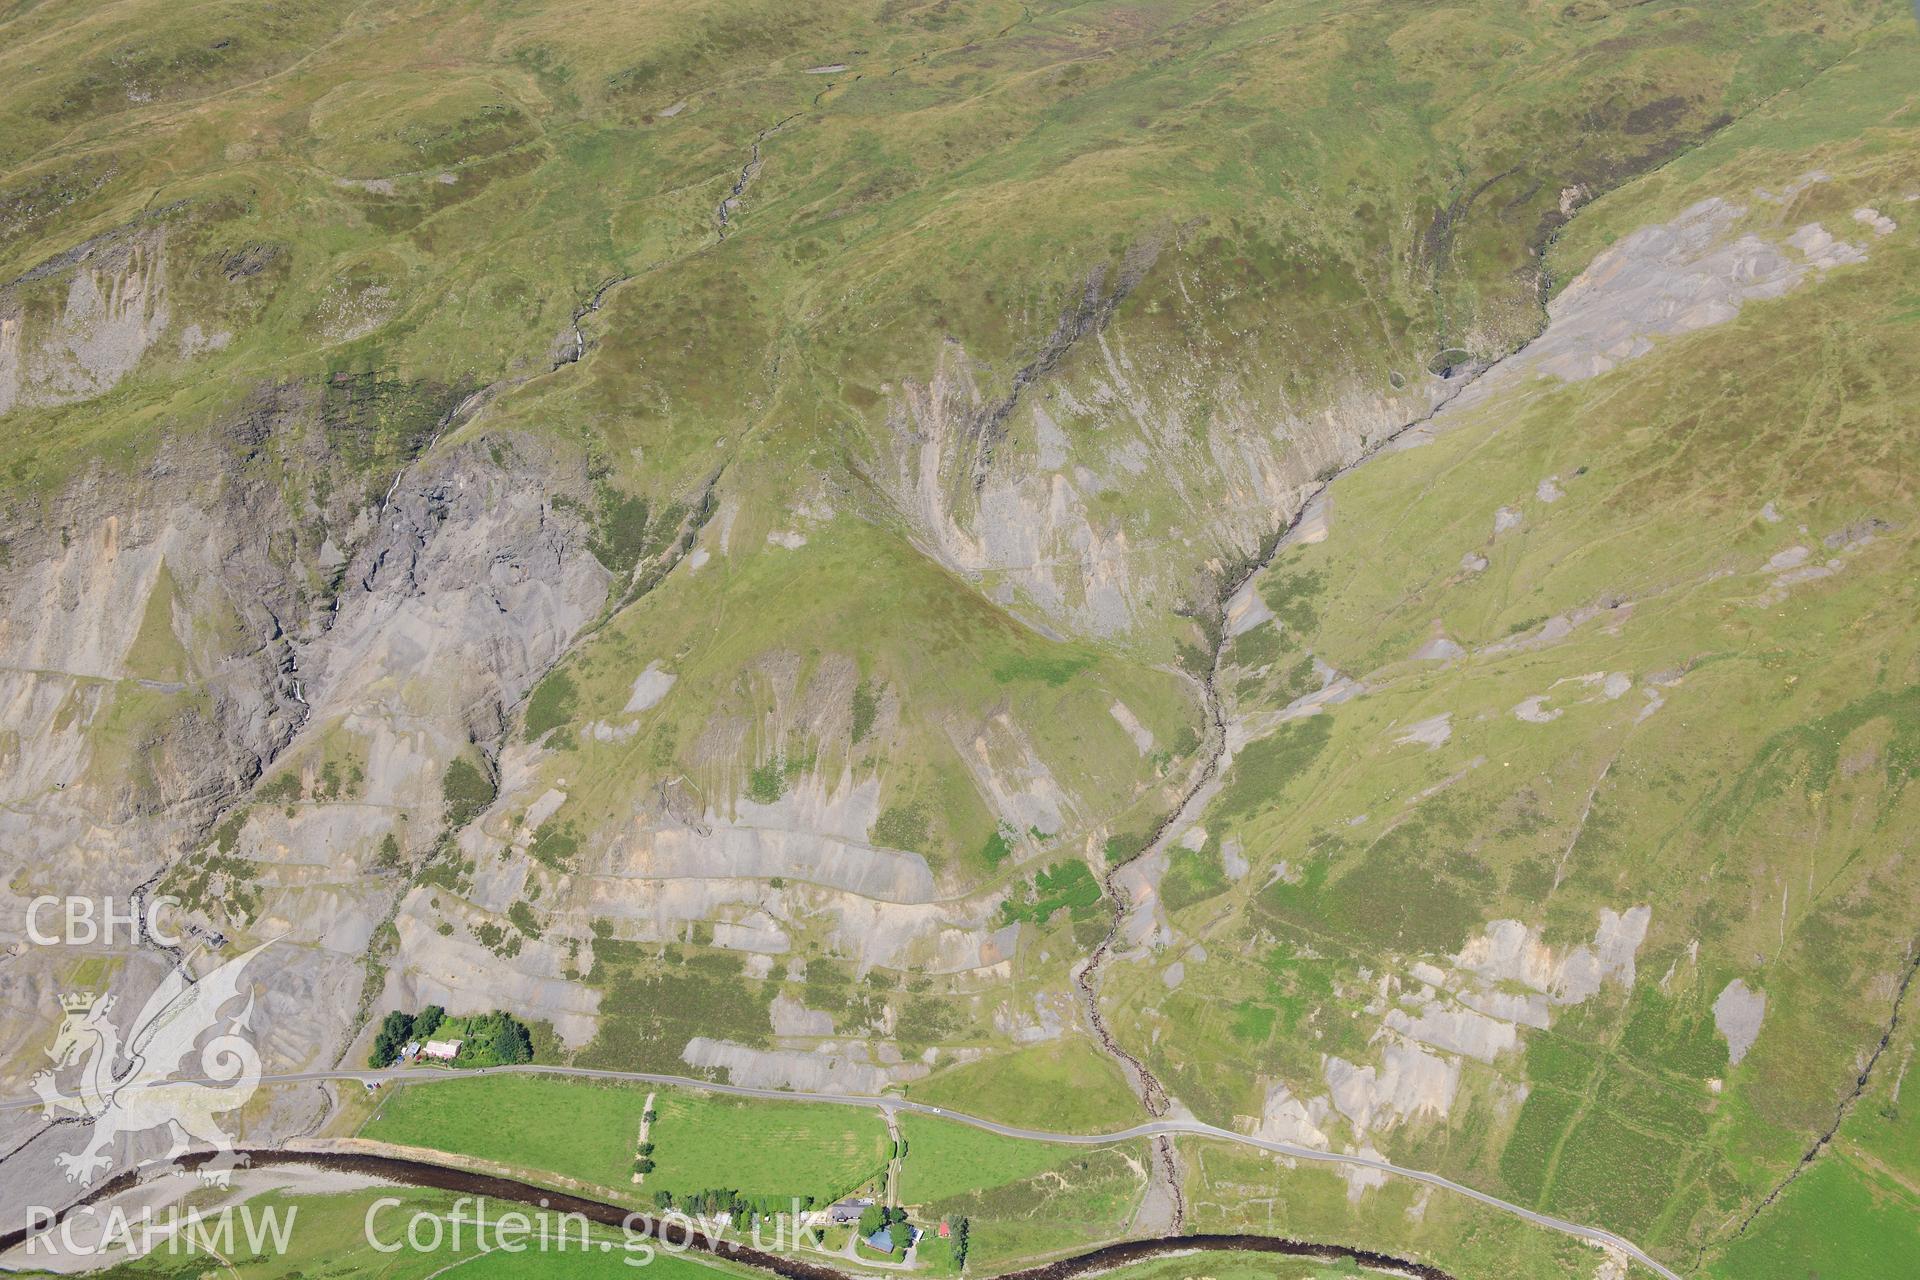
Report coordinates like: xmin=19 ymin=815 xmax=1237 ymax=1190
xmin=1072 ymin=352 xmax=1510 ymax=1238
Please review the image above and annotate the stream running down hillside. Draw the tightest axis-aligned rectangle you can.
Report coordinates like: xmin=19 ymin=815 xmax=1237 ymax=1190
xmin=1071 ymin=350 xmax=1510 ymax=1232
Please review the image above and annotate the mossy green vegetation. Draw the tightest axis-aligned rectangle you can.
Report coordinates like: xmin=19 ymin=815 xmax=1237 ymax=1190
xmin=440 ymin=755 xmax=496 ymax=832
xmin=7 ymin=3 xmax=1919 ymax=1277
xmin=578 ymin=942 xmax=776 ymax=1074
xmin=905 ymin=1038 xmax=1139 ymax=1134
xmin=999 ymin=860 xmax=1103 ymax=927
xmin=523 ymin=670 xmax=579 ymax=743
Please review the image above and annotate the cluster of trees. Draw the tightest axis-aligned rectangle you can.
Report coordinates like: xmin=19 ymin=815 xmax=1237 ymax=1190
xmin=858 ymin=1204 xmax=910 ymax=1250
xmin=368 ymin=1004 xmax=446 ymax=1067
xmin=466 ymin=1009 xmax=535 ymax=1065
xmin=950 ymin=1215 xmax=971 ymax=1268
xmin=648 ymin=1189 xmax=814 ymax=1227
xmin=365 ymin=1006 xmax=535 ymax=1068
xmin=631 ymin=1104 xmax=663 ymax=1172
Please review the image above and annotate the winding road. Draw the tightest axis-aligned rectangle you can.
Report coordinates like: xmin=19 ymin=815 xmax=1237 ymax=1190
xmin=0 ymin=1061 xmax=1678 ymax=1279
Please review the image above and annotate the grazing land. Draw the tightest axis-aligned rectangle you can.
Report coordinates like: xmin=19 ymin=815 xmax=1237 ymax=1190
xmin=0 ymin=2 xmax=1915 ymax=1277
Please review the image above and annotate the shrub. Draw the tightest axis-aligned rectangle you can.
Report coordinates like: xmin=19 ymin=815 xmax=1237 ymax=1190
xmin=488 ymin=1015 xmax=534 ymax=1064
xmin=873 ymin=801 xmax=929 ymax=849
xmin=524 ymin=670 xmax=578 ymax=740
xmin=441 ymin=756 xmax=495 ymax=831
xmin=746 ymin=757 xmax=785 ymax=804
xmin=851 ymin=679 xmax=882 ymax=743
xmin=368 ymin=1010 xmax=415 ymax=1067
xmin=527 ymin=820 xmax=578 ymax=870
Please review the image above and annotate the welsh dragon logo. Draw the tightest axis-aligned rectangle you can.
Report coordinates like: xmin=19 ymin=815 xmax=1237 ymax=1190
xmin=31 ymin=940 xmax=274 ymax=1187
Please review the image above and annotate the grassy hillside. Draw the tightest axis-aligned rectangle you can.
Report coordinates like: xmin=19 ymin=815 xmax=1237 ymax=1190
xmin=1097 ymin=17 xmax=1920 ymax=1269
xmin=2 ymin=2 xmax=1916 ymax=1277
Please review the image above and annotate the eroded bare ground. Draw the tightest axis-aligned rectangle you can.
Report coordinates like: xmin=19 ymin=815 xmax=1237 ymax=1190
xmin=1071 ymin=342 xmax=1525 ymax=1225
xmin=0 ymin=4 xmax=1914 ymax=1273
xmin=1072 ymin=183 xmax=1893 ymax=1232
xmin=1 ymin=170 xmax=1891 ymax=1223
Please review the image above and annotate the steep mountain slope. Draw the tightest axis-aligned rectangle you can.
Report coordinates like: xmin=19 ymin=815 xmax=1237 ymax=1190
xmin=1096 ymin=26 xmax=1920 ymax=1269
xmin=0 ymin=2 xmax=1914 ymax=1276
